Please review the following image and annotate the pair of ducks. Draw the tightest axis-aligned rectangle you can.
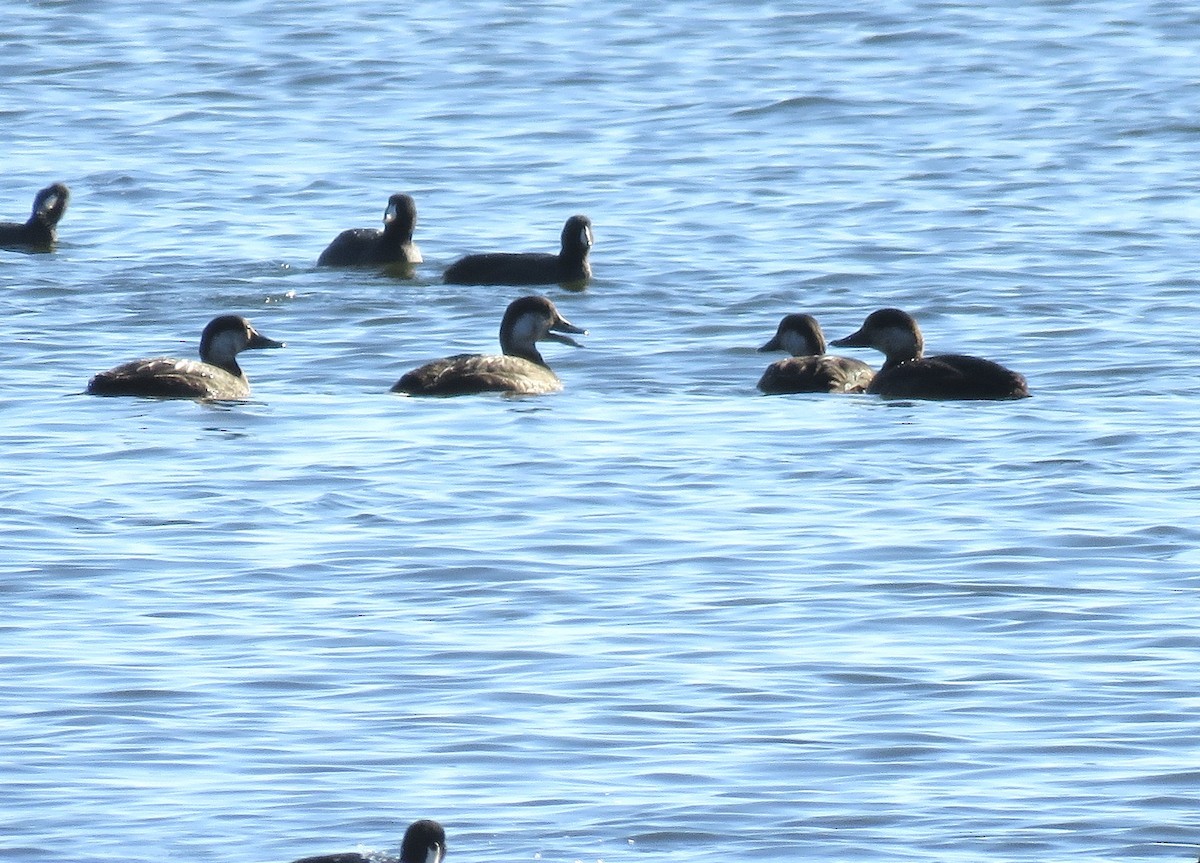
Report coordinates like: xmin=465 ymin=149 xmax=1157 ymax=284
xmin=316 ymin=193 xmax=594 ymax=288
xmin=85 ymin=296 xmax=584 ymax=400
xmin=758 ymin=309 xmax=1030 ymax=400
xmin=0 ymin=183 xmax=70 ymax=250
xmin=85 ymin=301 xmax=1028 ymax=403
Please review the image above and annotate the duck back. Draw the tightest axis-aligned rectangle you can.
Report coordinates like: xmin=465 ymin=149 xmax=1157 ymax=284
xmin=869 ymin=354 xmax=1029 ymax=400
xmin=392 ymin=353 xmax=562 ymax=396
xmin=443 ymin=214 xmax=592 ymax=286
xmin=87 ymin=358 xmax=252 ymax=400
xmin=442 ymin=252 xmax=571 ymax=286
xmin=0 ymin=182 xmax=69 ymax=249
xmin=317 ymin=227 xmax=421 ymax=267
xmin=758 ymin=355 xmax=874 ymax=394
xmin=317 ymin=194 xmax=421 ymax=267
xmin=290 ymin=855 xmax=370 ymax=863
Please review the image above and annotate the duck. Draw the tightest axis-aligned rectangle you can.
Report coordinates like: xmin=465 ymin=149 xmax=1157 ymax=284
xmin=756 ymin=313 xmax=875 ymax=394
xmin=0 ymin=182 xmax=69 ymax=250
xmin=442 ymin=214 xmax=592 ymax=286
xmin=830 ymin=308 xmax=1030 ymax=400
xmin=86 ymin=315 xmax=284 ymax=400
xmin=392 ymin=295 xmax=585 ymax=396
xmin=317 ymin=193 xmax=422 ymax=268
xmin=289 ymin=819 xmax=446 ymax=863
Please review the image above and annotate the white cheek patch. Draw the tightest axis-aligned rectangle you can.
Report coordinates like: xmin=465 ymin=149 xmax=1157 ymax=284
xmin=510 ymin=316 xmax=540 ymax=345
xmin=781 ymin=330 xmax=811 ymax=356
xmin=425 ymin=844 xmax=443 ymax=863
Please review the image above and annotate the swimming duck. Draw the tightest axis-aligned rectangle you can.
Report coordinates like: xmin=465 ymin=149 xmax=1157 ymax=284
xmin=442 ymin=214 xmax=592 ymax=286
xmin=756 ymin=313 xmax=875 ymax=394
xmin=317 ymin=193 xmax=422 ymax=268
xmin=0 ymin=182 xmax=69 ymax=249
xmin=290 ymin=819 xmax=446 ymax=863
xmin=392 ymin=295 xmax=585 ymax=396
xmin=831 ymin=308 xmax=1030 ymax=400
xmin=87 ymin=315 xmax=284 ymax=400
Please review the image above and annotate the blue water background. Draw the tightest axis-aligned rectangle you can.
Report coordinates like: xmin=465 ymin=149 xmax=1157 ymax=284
xmin=3 ymin=2 xmax=1200 ymax=861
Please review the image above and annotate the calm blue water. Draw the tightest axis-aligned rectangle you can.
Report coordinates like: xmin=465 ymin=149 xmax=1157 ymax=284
xmin=3 ymin=2 xmax=1200 ymax=861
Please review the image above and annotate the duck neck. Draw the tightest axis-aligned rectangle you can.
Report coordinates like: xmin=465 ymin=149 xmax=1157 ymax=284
xmin=506 ymin=344 xmax=547 ymax=366
xmin=213 ymin=357 xmax=245 ymax=377
xmin=200 ymin=348 xmax=245 ymax=378
xmin=880 ymin=336 xmax=923 ymax=372
xmin=380 ymin=220 xmax=410 ymax=249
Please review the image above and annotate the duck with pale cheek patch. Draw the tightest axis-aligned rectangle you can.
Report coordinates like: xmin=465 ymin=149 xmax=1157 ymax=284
xmin=290 ymin=818 xmax=446 ymax=863
xmin=318 ymin=193 xmax=422 ymax=268
xmin=756 ymin=312 xmax=875 ymax=394
xmin=443 ymin=214 xmax=592 ymax=287
xmin=832 ymin=308 xmax=1030 ymax=400
xmin=0 ymin=182 xmax=69 ymax=250
xmin=392 ymin=295 xmax=586 ymax=396
xmin=87 ymin=315 xmax=284 ymax=401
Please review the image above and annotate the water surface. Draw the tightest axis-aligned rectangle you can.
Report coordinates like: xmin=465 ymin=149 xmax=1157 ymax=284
xmin=2 ymin=2 xmax=1200 ymax=861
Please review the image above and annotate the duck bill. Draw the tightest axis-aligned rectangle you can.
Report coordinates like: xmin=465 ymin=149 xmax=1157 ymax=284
xmin=248 ymin=331 xmax=286 ymax=350
xmin=758 ymin=335 xmax=781 ymax=353
xmin=547 ymin=317 xmax=587 ymax=348
xmin=830 ymin=329 xmax=869 ymax=348
xmin=383 ymin=201 xmax=398 ymax=224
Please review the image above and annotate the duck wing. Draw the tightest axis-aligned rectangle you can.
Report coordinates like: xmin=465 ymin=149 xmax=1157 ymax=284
xmin=870 ymin=354 xmax=1028 ymax=400
xmin=87 ymin=358 xmax=248 ymax=399
xmin=392 ymin=353 xmax=561 ymax=396
xmin=758 ymin=355 xmax=874 ymax=394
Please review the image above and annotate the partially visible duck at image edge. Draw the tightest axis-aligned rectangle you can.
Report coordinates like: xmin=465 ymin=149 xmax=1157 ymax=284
xmin=0 ymin=182 xmax=70 ymax=250
xmin=86 ymin=315 xmax=284 ymax=400
xmin=289 ymin=818 xmax=446 ymax=863
xmin=442 ymin=214 xmax=592 ymax=287
xmin=392 ymin=295 xmax=586 ymax=396
xmin=317 ymin=193 xmax=422 ymax=269
xmin=831 ymin=307 xmax=1030 ymax=400
xmin=756 ymin=312 xmax=875 ymax=394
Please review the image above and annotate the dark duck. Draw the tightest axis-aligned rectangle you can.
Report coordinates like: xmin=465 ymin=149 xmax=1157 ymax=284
xmin=442 ymin=214 xmax=592 ymax=287
xmin=0 ymin=182 xmax=69 ymax=250
xmin=87 ymin=315 xmax=284 ymax=400
xmin=289 ymin=819 xmax=446 ymax=863
xmin=756 ymin=313 xmax=875 ymax=394
xmin=392 ymin=295 xmax=585 ymax=396
xmin=831 ymin=308 xmax=1030 ymax=400
xmin=317 ymin=193 xmax=422 ymax=269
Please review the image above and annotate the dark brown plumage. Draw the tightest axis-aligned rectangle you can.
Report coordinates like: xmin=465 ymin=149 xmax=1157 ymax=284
xmin=317 ymin=193 xmax=421 ymax=268
xmin=87 ymin=315 xmax=284 ymax=400
xmin=0 ymin=182 xmax=69 ymax=250
xmin=392 ymin=296 xmax=585 ymax=396
xmin=832 ymin=308 xmax=1030 ymax=400
xmin=756 ymin=313 xmax=875 ymax=394
xmin=290 ymin=819 xmax=446 ymax=863
xmin=442 ymin=214 xmax=592 ymax=286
